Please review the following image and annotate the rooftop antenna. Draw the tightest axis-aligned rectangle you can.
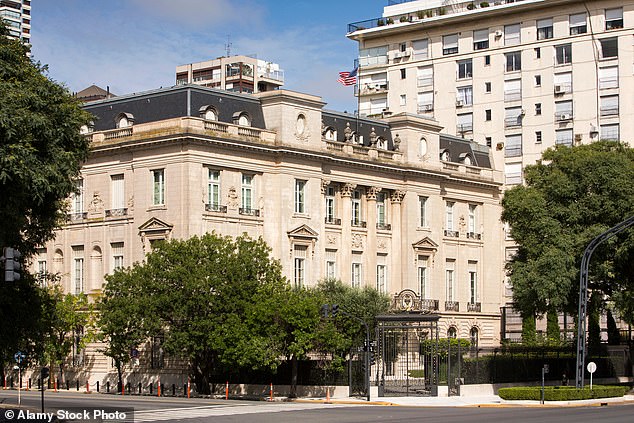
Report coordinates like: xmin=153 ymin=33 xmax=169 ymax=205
xmin=225 ymin=35 xmax=232 ymax=57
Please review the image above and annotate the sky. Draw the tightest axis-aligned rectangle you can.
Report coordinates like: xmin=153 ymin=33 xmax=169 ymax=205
xmin=31 ymin=0 xmax=387 ymax=113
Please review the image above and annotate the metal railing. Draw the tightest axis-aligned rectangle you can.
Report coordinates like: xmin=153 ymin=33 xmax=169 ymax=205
xmin=325 ymin=217 xmax=342 ymax=225
xmin=205 ymin=204 xmax=227 ymax=213
xmin=467 ymin=302 xmax=482 ymax=312
xmin=351 ymin=219 xmax=367 ymax=228
xmin=376 ymin=222 xmax=392 ymax=230
xmin=467 ymin=232 xmax=482 ymax=240
xmin=105 ymin=208 xmax=128 ymax=217
xmin=239 ymin=207 xmax=260 ymax=217
xmin=69 ymin=212 xmax=87 ymax=221
xmin=445 ymin=301 xmax=460 ymax=312
xmin=444 ymin=230 xmax=459 ymax=238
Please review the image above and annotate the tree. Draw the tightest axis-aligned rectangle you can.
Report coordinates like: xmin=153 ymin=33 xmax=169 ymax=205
xmin=0 ymin=22 xmax=91 ymax=254
xmin=99 ymin=233 xmax=289 ymax=394
xmin=44 ymin=285 xmax=94 ymax=385
xmin=502 ymin=141 xmax=634 ymax=329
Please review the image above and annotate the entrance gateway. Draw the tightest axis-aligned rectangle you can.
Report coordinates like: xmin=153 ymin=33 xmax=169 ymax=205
xmin=375 ymin=290 xmax=440 ymax=397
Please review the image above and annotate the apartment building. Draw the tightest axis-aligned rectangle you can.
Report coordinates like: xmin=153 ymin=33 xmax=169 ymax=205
xmin=176 ymin=54 xmax=284 ymax=94
xmin=347 ymin=0 xmax=633 ymax=186
xmin=32 ymin=84 xmax=504 ymax=383
xmin=0 ymin=0 xmax=30 ymax=44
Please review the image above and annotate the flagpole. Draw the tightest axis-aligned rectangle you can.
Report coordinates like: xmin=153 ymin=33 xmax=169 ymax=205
xmin=355 ymin=57 xmax=361 ymax=141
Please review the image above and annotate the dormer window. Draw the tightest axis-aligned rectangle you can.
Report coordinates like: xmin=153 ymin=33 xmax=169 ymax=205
xmin=440 ymin=149 xmax=450 ymax=161
xmin=115 ymin=112 xmax=134 ymax=128
xmin=324 ymin=127 xmax=336 ymax=141
xmin=233 ymin=111 xmax=251 ymax=127
xmin=79 ymin=121 xmax=94 ymax=134
xmin=199 ymin=105 xmax=218 ymax=121
xmin=376 ymin=137 xmax=387 ymax=150
xmin=459 ymin=153 xmax=473 ymax=166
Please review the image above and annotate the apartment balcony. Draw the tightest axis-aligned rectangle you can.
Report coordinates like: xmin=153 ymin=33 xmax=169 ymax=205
xmin=325 ymin=217 xmax=342 ymax=225
xmin=504 ymin=116 xmax=522 ymax=128
xmin=348 ymin=0 xmax=527 ymax=33
xmin=205 ymin=204 xmax=227 ymax=213
xmin=358 ymin=82 xmax=389 ymax=96
xmin=554 ymin=83 xmax=572 ymax=95
xmin=417 ymin=103 xmax=434 ymax=114
xmin=445 ymin=301 xmax=460 ymax=312
xmin=467 ymin=302 xmax=482 ymax=312
xmin=376 ymin=222 xmax=392 ymax=230
xmin=105 ymin=208 xmax=128 ymax=218
xmin=421 ymin=299 xmax=439 ymax=311
xmin=351 ymin=219 xmax=367 ymax=228
xmin=239 ymin=207 xmax=260 ymax=217
xmin=257 ymin=69 xmax=285 ymax=84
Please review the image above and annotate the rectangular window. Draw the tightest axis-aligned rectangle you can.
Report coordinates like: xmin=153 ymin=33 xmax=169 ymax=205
xmin=555 ymin=100 xmax=573 ymax=120
xmin=468 ymin=261 xmax=478 ymax=304
xmin=504 ymin=23 xmax=521 ymax=46
xmin=555 ymin=129 xmax=573 ymax=146
xmin=376 ymin=192 xmax=386 ymax=227
xmin=419 ymin=196 xmax=427 ymax=227
xmin=555 ymin=44 xmax=572 ymax=65
xmin=208 ymin=169 xmax=220 ymax=210
xmin=72 ymin=179 xmax=84 ymax=214
xmin=352 ymin=190 xmax=362 ymax=226
xmin=325 ymin=250 xmax=336 ymax=279
xmin=294 ymin=179 xmax=306 ymax=214
xmin=241 ymin=174 xmax=253 ymax=212
xmin=536 ymin=131 xmax=542 ymax=143
xmin=485 ymin=82 xmax=491 ymax=93
xmin=376 ymin=264 xmax=387 ymax=294
xmin=457 ymin=59 xmax=472 ymax=79
xmin=457 ymin=86 xmax=473 ymax=106
xmin=293 ymin=245 xmax=307 ymax=288
xmin=554 ymin=72 xmax=572 ymax=93
xmin=505 ymin=107 xmax=523 ymax=128
xmin=535 ymin=103 xmax=542 ymax=115
xmin=570 ymin=13 xmax=587 ymax=35
xmin=600 ymin=38 xmax=618 ymax=59
xmin=473 ymin=29 xmax=489 ymax=50
xmin=600 ymin=95 xmax=619 ymax=117
xmin=485 ymin=109 xmax=491 ymax=121
xmin=505 ymin=51 xmax=521 ymax=72
xmin=505 ymin=134 xmax=522 ymax=158
xmin=505 ymin=163 xmax=523 ymax=185
xmin=358 ymin=45 xmax=388 ymax=66
xmin=111 ymin=174 xmax=125 ymax=210
xmin=417 ymin=66 xmax=433 ymax=87
xmin=468 ymin=204 xmax=477 ymax=234
xmin=537 ymin=18 xmax=553 ymax=40
xmin=535 ymin=47 xmax=541 ymax=59
xmin=417 ymin=92 xmax=434 ymax=113
xmin=605 ymin=8 xmax=623 ymax=30
xmin=445 ymin=260 xmax=455 ymax=302
xmin=486 ymin=137 xmax=492 ymax=147
xmin=400 ymin=68 xmax=406 ymax=79
xmin=457 ymin=113 xmax=473 ymax=134
xmin=37 ymin=259 xmax=47 ymax=286
xmin=72 ymin=246 xmax=84 ymax=295
xmin=418 ymin=256 xmax=428 ymax=299
xmin=399 ymin=94 xmax=406 ymax=106
xmin=325 ymin=186 xmax=336 ymax=223
xmin=352 ymin=262 xmax=362 ymax=288
xmin=535 ymin=75 xmax=541 ymax=86
xmin=152 ymin=169 xmax=165 ymax=206
xmin=412 ymin=39 xmax=428 ymax=60
xmin=445 ymin=201 xmax=454 ymax=232
xmin=600 ymin=123 xmax=619 ymax=141
xmin=443 ymin=34 xmax=458 ymax=55
xmin=484 ymin=55 xmax=491 ymax=66
xmin=504 ymin=79 xmax=521 ymax=102
xmin=111 ymin=242 xmax=124 ymax=272
xmin=599 ymin=66 xmax=618 ymax=89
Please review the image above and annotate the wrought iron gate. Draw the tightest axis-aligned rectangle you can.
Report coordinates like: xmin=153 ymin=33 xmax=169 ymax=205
xmin=348 ymin=348 xmax=368 ymax=398
xmin=376 ymin=314 xmax=440 ymax=396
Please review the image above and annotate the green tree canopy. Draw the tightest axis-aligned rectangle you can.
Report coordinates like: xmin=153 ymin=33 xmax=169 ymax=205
xmin=0 ymin=22 xmax=91 ymax=254
xmin=502 ymin=141 xmax=634 ymax=323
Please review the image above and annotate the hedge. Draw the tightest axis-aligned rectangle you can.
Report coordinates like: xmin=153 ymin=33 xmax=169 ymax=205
xmin=498 ymin=385 xmax=629 ymax=401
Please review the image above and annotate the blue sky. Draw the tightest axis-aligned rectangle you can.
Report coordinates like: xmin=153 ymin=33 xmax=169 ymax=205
xmin=31 ymin=0 xmax=386 ymax=113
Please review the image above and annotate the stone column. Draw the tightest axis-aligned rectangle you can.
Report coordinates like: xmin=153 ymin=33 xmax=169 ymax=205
xmin=390 ymin=190 xmax=405 ymax=292
xmin=366 ymin=186 xmax=381 ymax=289
xmin=340 ymin=182 xmax=356 ymax=285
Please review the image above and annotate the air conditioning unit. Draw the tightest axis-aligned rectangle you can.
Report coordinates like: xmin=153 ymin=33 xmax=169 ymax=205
xmin=559 ymin=113 xmax=571 ymax=120
xmin=494 ymin=30 xmax=503 ymax=38
xmin=401 ymin=48 xmax=411 ymax=57
xmin=520 ymin=109 xmax=526 ymax=116
xmin=456 ymin=99 xmax=464 ymax=107
xmin=423 ymin=104 xmax=434 ymax=112
xmin=554 ymin=84 xmax=564 ymax=94
xmin=394 ymin=51 xmax=404 ymax=59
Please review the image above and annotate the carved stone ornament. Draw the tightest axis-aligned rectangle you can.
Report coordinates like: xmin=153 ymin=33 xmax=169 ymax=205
xmin=369 ymin=127 xmax=377 ymax=147
xmin=351 ymin=233 xmax=364 ymax=250
xmin=295 ymin=113 xmax=309 ymax=142
xmin=366 ymin=186 xmax=382 ymax=201
xmin=227 ymin=186 xmax=239 ymax=208
xmin=127 ymin=195 xmax=134 ymax=208
xmin=326 ymin=234 xmax=338 ymax=245
xmin=391 ymin=289 xmax=433 ymax=314
xmin=393 ymin=134 xmax=401 ymax=151
xmin=459 ymin=215 xmax=466 ymax=231
xmin=341 ymin=182 xmax=357 ymax=197
xmin=344 ymin=122 xmax=353 ymax=142
xmin=88 ymin=191 xmax=104 ymax=212
xmin=321 ymin=179 xmax=331 ymax=194
xmin=390 ymin=190 xmax=405 ymax=203
xmin=377 ymin=238 xmax=387 ymax=250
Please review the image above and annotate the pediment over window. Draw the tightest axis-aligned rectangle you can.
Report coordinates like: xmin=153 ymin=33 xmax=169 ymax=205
xmin=287 ymin=224 xmax=319 ymax=240
xmin=412 ymin=237 xmax=438 ymax=252
xmin=139 ymin=217 xmax=174 ymax=234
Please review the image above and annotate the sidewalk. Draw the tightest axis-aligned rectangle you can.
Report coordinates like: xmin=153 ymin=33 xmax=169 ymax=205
xmin=297 ymin=393 xmax=634 ymax=408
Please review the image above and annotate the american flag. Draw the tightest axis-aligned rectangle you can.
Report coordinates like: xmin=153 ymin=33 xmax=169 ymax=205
xmin=337 ymin=67 xmax=358 ymax=86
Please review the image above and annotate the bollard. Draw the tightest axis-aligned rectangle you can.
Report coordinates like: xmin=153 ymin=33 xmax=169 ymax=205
xmin=86 ymin=381 xmax=90 ymax=393
xmin=10 ymin=377 xmax=14 ymax=388
xmin=138 ymin=382 xmax=142 ymax=395
xmin=157 ymin=380 xmax=161 ymax=397
xmin=66 ymin=381 xmax=69 ymax=391
xmin=107 ymin=381 xmax=110 ymax=393
xmin=127 ymin=382 xmax=131 ymax=395
xmin=225 ymin=381 xmax=229 ymax=400
xmin=96 ymin=381 xmax=99 ymax=393
xmin=161 ymin=383 xmax=164 ymax=397
xmin=172 ymin=384 xmax=176 ymax=397
xmin=38 ymin=378 xmax=41 ymax=390
xmin=187 ymin=379 xmax=191 ymax=398
xmin=121 ymin=382 xmax=125 ymax=396
xmin=183 ymin=384 xmax=187 ymax=397
xmin=76 ymin=380 xmax=79 ymax=391
xmin=54 ymin=379 xmax=57 ymax=393
xmin=149 ymin=383 xmax=153 ymax=395
xmin=3 ymin=375 xmax=5 ymax=389
xmin=27 ymin=378 xmax=31 ymax=391
xmin=269 ymin=383 xmax=273 ymax=401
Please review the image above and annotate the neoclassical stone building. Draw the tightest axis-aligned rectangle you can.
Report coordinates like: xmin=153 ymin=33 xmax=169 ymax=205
xmin=33 ymin=84 xmax=504 ymax=381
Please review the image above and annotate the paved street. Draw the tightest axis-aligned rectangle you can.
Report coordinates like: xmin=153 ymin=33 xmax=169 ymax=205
xmin=1 ymin=390 xmax=634 ymax=422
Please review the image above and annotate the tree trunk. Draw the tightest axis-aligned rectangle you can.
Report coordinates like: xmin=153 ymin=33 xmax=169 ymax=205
xmin=289 ymin=355 xmax=298 ymax=398
xmin=192 ymin=355 xmax=213 ymax=395
xmin=115 ymin=360 xmax=123 ymax=393
xmin=59 ymin=363 xmax=65 ymax=385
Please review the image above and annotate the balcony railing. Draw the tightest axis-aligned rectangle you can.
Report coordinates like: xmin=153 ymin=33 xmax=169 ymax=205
xmin=204 ymin=121 xmax=228 ymax=133
xmin=237 ymin=126 xmax=261 ymax=138
xmin=376 ymin=222 xmax=392 ymax=230
xmin=205 ymin=204 xmax=227 ymax=213
xmin=359 ymin=82 xmax=389 ymax=95
xmin=69 ymin=212 xmax=87 ymax=221
xmin=445 ymin=301 xmax=460 ymax=312
xmin=105 ymin=208 xmax=128 ymax=217
xmin=239 ymin=207 xmax=260 ymax=217
xmin=467 ymin=302 xmax=482 ymax=312
xmin=417 ymin=104 xmax=434 ymax=113
xmin=352 ymin=219 xmax=367 ymax=228
xmin=444 ymin=230 xmax=459 ymax=237
xmin=504 ymin=117 xmax=522 ymax=128
xmin=466 ymin=232 xmax=482 ymax=240
xmin=325 ymin=217 xmax=342 ymax=225
xmin=104 ymin=127 xmax=133 ymax=140
xmin=421 ymin=299 xmax=439 ymax=311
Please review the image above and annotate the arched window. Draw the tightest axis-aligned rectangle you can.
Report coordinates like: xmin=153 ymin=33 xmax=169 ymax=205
xmin=233 ymin=112 xmax=251 ymax=127
xmin=419 ymin=137 xmax=428 ymax=156
xmin=115 ymin=113 xmax=134 ymax=128
xmin=80 ymin=121 xmax=94 ymax=134
xmin=199 ymin=105 xmax=218 ymax=121
xmin=376 ymin=137 xmax=387 ymax=150
xmin=324 ymin=127 xmax=336 ymax=141
xmin=440 ymin=149 xmax=450 ymax=162
xmin=447 ymin=327 xmax=457 ymax=339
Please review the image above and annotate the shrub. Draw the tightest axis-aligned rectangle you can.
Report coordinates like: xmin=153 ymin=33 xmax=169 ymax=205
xmin=498 ymin=385 xmax=628 ymax=401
